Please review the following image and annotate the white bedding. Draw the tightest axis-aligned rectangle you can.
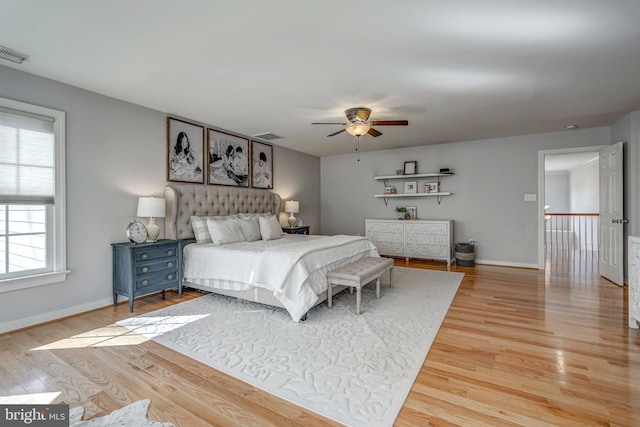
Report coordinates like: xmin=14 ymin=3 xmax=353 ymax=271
xmin=183 ymin=234 xmax=379 ymax=321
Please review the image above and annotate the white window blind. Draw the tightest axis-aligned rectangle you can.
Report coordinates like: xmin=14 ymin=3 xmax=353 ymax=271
xmin=0 ymin=107 xmax=55 ymax=204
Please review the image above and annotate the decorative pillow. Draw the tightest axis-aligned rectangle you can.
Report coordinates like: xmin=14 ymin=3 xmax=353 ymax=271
xmin=238 ymin=217 xmax=262 ymax=242
xmin=258 ymin=215 xmax=283 ymax=241
xmin=191 ymin=215 xmax=236 ymax=244
xmin=206 ymin=218 xmax=245 ymax=245
xmin=237 ymin=212 xmax=272 ymax=220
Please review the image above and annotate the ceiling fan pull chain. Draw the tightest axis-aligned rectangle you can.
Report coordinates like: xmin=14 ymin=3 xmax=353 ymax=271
xmin=356 ymin=136 xmax=360 ymax=161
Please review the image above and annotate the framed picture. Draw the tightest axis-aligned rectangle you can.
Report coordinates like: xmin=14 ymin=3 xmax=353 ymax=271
xmin=404 ymin=181 xmax=418 ymax=194
xmin=406 ymin=206 xmax=417 ymax=219
xmin=384 ymin=186 xmax=396 ymax=194
xmin=424 ymin=182 xmax=439 ymax=193
xmin=166 ymin=117 xmax=204 ymax=183
xmin=404 ymin=160 xmax=417 ymax=175
xmin=251 ymin=140 xmax=273 ymax=189
xmin=207 ymin=129 xmax=249 ymax=187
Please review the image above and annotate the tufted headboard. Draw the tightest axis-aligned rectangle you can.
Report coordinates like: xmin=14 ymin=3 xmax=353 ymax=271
xmin=164 ymin=184 xmax=282 ymax=240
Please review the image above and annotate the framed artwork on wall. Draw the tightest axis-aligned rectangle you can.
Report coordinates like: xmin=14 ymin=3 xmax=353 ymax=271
xmin=166 ymin=117 xmax=204 ymax=183
xmin=251 ymin=140 xmax=273 ymax=189
xmin=207 ymin=129 xmax=249 ymax=187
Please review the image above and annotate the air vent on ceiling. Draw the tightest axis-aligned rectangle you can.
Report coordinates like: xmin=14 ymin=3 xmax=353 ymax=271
xmin=253 ymin=132 xmax=284 ymax=141
xmin=0 ymin=46 xmax=29 ymax=64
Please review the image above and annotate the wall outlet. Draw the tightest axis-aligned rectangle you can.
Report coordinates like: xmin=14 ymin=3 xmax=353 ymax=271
xmin=524 ymin=194 xmax=537 ymax=202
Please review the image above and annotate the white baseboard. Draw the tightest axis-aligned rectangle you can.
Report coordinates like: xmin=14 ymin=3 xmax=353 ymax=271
xmin=474 ymin=259 xmax=540 ymax=269
xmin=0 ymin=297 xmax=114 ymax=335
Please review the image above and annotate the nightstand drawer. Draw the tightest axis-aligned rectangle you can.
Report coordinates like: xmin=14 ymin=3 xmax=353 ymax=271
xmin=134 ymin=246 xmax=177 ymax=262
xmin=136 ymin=269 xmax=179 ymax=289
xmin=136 ymin=258 xmax=178 ymax=275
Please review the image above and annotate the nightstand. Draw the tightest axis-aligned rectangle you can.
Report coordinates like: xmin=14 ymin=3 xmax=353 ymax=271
xmin=282 ymin=225 xmax=310 ymax=235
xmin=112 ymin=239 xmax=182 ymax=312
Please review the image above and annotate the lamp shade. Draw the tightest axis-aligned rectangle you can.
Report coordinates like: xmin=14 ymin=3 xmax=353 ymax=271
xmin=345 ymin=122 xmax=371 ymax=137
xmin=284 ymin=200 xmax=299 ymax=214
xmin=137 ymin=196 xmax=165 ymax=218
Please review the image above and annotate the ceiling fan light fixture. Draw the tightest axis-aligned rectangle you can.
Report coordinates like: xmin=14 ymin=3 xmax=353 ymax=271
xmin=345 ymin=122 xmax=371 ymax=137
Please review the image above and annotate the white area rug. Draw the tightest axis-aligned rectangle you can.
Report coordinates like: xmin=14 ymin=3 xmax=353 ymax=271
xmin=119 ymin=267 xmax=463 ymax=427
xmin=70 ymin=399 xmax=175 ymax=427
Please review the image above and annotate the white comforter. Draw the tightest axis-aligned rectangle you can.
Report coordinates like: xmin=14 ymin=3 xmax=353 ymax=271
xmin=183 ymin=234 xmax=378 ymax=321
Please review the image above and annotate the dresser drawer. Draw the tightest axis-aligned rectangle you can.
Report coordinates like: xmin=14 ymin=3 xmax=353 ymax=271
xmin=135 ymin=258 xmax=178 ymax=275
xmin=135 ymin=269 xmax=179 ymax=290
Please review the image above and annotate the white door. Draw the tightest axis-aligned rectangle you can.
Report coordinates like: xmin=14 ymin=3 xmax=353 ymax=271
xmin=599 ymin=141 xmax=625 ymax=286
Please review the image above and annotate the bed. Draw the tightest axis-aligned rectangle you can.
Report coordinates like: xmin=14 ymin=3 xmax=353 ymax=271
xmin=164 ymin=184 xmax=379 ymax=321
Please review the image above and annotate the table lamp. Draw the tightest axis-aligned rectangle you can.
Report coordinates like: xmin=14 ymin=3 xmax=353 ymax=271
xmin=137 ymin=196 xmax=165 ymax=242
xmin=284 ymin=200 xmax=299 ymax=227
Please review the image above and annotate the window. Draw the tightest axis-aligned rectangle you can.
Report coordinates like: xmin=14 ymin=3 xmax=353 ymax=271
xmin=0 ymin=97 xmax=67 ymax=292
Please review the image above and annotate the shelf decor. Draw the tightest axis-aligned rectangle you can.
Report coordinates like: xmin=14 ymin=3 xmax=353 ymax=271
xmin=404 ymin=181 xmax=418 ymax=194
xmin=403 ymin=160 xmax=417 ymax=175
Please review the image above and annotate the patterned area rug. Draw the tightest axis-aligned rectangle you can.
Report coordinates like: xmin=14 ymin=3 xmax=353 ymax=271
xmin=70 ymin=399 xmax=174 ymax=427
xmin=119 ymin=267 xmax=463 ymax=427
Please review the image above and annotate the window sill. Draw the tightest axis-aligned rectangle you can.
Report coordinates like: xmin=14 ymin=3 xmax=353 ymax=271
xmin=0 ymin=270 xmax=70 ymax=294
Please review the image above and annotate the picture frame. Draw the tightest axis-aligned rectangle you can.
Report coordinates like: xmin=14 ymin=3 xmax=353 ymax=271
xmin=207 ymin=129 xmax=250 ymax=187
xmin=251 ymin=140 xmax=273 ymax=189
xmin=424 ymin=182 xmax=439 ymax=193
xmin=384 ymin=186 xmax=396 ymax=194
xmin=404 ymin=181 xmax=418 ymax=194
xmin=166 ymin=117 xmax=204 ymax=183
xmin=406 ymin=206 xmax=417 ymax=220
xmin=403 ymin=160 xmax=417 ymax=175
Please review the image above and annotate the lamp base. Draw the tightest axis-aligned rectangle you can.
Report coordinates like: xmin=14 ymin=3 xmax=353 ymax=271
xmin=146 ymin=217 xmax=160 ymax=242
xmin=288 ymin=215 xmax=297 ymax=227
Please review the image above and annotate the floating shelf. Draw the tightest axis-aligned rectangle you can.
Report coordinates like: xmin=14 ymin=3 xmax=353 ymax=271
xmin=374 ymin=171 xmax=454 ymax=205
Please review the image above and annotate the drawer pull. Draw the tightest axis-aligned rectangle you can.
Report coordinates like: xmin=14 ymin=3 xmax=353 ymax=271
xmin=141 ymin=279 xmax=149 ymax=286
xmin=166 ymin=250 xmax=173 ymax=256
xmin=141 ymin=253 xmax=148 ymax=260
xmin=167 ymin=274 xmax=174 ymax=280
xmin=166 ymin=261 xmax=173 ymax=268
xmin=141 ymin=266 xmax=148 ymax=273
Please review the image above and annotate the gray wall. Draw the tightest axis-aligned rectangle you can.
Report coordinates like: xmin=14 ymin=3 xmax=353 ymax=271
xmin=545 ymin=172 xmax=570 ymax=213
xmin=0 ymin=65 xmax=320 ymax=332
xmin=321 ymin=128 xmax=609 ymax=267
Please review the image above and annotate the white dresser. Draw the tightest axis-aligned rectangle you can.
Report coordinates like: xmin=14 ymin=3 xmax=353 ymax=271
xmin=628 ymin=236 xmax=640 ymax=328
xmin=366 ymin=219 xmax=453 ymax=265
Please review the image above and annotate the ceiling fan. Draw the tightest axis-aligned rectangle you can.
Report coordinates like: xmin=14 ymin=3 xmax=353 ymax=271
xmin=311 ymin=107 xmax=408 ymax=138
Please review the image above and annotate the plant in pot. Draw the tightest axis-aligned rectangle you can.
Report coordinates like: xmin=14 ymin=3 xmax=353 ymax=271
xmin=395 ymin=206 xmax=408 ymax=220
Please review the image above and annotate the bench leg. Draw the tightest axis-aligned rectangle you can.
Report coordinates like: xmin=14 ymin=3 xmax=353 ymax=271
xmin=389 ymin=267 xmax=393 ymax=287
xmin=327 ymin=281 xmax=333 ymax=309
xmin=376 ymin=276 xmax=381 ymax=299
xmin=356 ymin=286 xmax=362 ymax=315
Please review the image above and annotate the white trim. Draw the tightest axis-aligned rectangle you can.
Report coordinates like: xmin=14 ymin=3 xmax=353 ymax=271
xmin=0 ymin=270 xmax=70 ymax=294
xmin=537 ymin=145 xmax=606 ymax=270
xmin=474 ymin=259 xmax=539 ymax=269
xmin=0 ymin=296 xmax=112 ymax=335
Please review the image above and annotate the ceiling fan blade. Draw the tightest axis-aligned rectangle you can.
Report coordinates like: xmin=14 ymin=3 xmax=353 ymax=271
xmin=367 ymin=127 xmax=382 ymax=137
xmin=326 ymin=129 xmax=346 ymax=137
xmin=312 ymin=122 xmax=348 ymax=125
xmin=369 ymin=120 xmax=408 ymax=126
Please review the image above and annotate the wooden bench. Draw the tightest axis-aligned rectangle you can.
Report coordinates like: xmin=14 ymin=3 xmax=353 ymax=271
xmin=327 ymin=256 xmax=394 ymax=314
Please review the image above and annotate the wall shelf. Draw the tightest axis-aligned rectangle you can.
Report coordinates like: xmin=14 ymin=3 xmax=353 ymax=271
xmin=374 ymin=172 xmax=454 ymax=205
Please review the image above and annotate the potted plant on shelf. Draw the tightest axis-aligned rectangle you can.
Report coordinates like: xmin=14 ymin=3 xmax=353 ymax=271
xmin=395 ymin=206 xmax=408 ymax=220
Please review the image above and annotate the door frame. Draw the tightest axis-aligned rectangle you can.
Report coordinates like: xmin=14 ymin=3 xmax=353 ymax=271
xmin=537 ymin=145 xmax=606 ymax=269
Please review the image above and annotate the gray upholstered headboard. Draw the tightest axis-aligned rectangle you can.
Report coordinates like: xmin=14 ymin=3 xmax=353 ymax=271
xmin=164 ymin=184 xmax=282 ymax=240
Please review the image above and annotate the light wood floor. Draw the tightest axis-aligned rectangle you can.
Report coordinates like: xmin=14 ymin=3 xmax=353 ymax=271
xmin=1 ymin=254 xmax=639 ymax=426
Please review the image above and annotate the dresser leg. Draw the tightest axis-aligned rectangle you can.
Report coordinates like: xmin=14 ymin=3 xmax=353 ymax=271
xmin=129 ymin=298 xmax=134 ymax=313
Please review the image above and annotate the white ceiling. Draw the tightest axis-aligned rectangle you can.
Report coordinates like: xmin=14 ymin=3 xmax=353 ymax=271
xmin=2 ymin=1 xmax=640 ymax=158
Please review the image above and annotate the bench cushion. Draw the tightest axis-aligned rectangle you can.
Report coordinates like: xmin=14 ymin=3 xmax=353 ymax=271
xmin=328 ymin=256 xmax=394 ymax=284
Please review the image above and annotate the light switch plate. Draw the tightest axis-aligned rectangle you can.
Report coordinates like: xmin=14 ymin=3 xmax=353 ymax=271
xmin=524 ymin=194 xmax=537 ymax=202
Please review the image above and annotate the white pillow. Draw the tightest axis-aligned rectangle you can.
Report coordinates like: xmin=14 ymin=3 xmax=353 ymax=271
xmin=238 ymin=217 xmax=262 ymax=242
xmin=206 ymin=218 xmax=245 ymax=245
xmin=191 ymin=215 xmax=236 ymax=243
xmin=258 ymin=215 xmax=283 ymax=241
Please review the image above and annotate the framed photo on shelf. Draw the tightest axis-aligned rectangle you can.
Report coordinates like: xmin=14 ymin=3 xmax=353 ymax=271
xmin=406 ymin=206 xmax=417 ymax=219
xmin=403 ymin=160 xmax=417 ymax=175
xmin=384 ymin=186 xmax=396 ymax=194
xmin=251 ymin=140 xmax=273 ymax=189
xmin=404 ymin=181 xmax=418 ymax=194
xmin=207 ymin=129 xmax=249 ymax=187
xmin=424 ymin=182 xmax=439 ymax=193
xmin=166 ymin=117 xmax=204 ymax=183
